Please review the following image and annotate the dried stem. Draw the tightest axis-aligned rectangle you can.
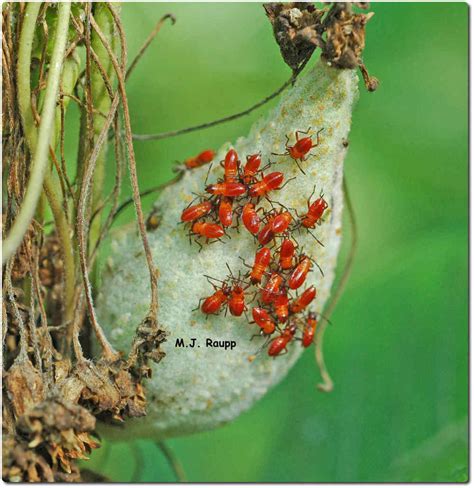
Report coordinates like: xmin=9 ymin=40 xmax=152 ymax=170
xmin=156 ymin=441 xmax=188 ymax=482
xmin=125 ymin=14 xmax=176 ymax=82
xmin=90 ymin=10 xmax=159 ymax=317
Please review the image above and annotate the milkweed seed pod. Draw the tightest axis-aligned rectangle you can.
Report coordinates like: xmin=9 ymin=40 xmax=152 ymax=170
xmin=97 ymin=59 xmax=358 ymax=439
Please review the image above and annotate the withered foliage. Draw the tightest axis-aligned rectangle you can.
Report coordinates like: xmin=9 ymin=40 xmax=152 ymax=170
xmin=2 ymin=3 xmax=169 ymax=481
xmin=264 ymin=2 xmax=378 ymax=90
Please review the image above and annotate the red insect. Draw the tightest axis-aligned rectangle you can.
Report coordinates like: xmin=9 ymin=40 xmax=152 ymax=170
xmin=184 ymin=149 xmax=215 ymax=169
xmin=285 ymin=129 xmax=323 ymax=162
xmin=279 ymin=239 xmax=295 ymax=270
xmin=228 ymin=284 xmax=246 ymax=317
xmin=241 ymin=203 xmax=261 ymax=235
xmin=223 ymin=149 xmax=240 ymax=182
xmin=257 ymin=219 xmax=275 ymax=245
xmin=248 ymin=172 xmax=284 ymax=198
xmin=261 ymin=273 xmax=284 ymax=304
xmin=252 ymin=307 xmax=276 ymax=335
xmin=218 ymin=197 xmax=233 ymax=227
xmin=206 ymin=182 xmax=246 ymax=197
xmin=288 ymin=256 xmax=312 ymax=290
xmin=201 ymin=285 xmax=230 ymax=314
xmin=302 ymin=312 xmax=318 ymax=347
xmin=290 ymin=286 xmax=316 ymax=313
xmin=250 ymin=247 xmax=271 ymax=283
xmin=273 ymin=293 xmax=289 ymax=323
xmin=302 ymin=195 xmax=328 ymax=228
xmin=268 ymin=323 xmax=296 ymax=356
xmin=192 ymin=222 xmax=225 ymax=239
xmin=271 ymin=211 xmax=292 ymax=234
xmin=243 ymin=153 xmax=262 ymax=183
xmin=180 ymin=200 xmax=213 ymax=222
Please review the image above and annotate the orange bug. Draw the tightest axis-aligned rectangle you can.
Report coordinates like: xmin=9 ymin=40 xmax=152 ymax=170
xmin=257 ymin=219 xmax=275 ymax=245
xmin=184 ymin=149 xmax=215 ymax=169
xmin=302 ymin=193 xmax=328 ymax=229
xmin=279 ymin=239 xmax=295 ymax=270
xmin=290 ymin=286 xmax=316 ymax=313
xmin=228 ymin=284 xmax=246 ymax=317
xmin=181 ymin=200 xmax=213 ymax=222
xmin=243 ymin=153 xmax=261 ymax=183
xmin=249 ymin=247 xmax=271 ymax=284
xmin=273 ymin=128 xmax=323 ymax=173
xmin=206 ymin=181 xmax=246 ymax=197
xmin=273 ymin=293 xmax=289 ymax=323
xmin=248 ymin=172 xmax=284 ymax=198
xmin=268 ymin=323 xmax=296 ymax=356
xmin=288 ymin=256 xmax=312 ymax=290
xmin=241 ymin=203 xmax=261 ymax=235
xmin=302 ymin=312 xmax=318 ymax=347
xmin=191 ymin=222 xmax=225 ymax=239
xmin=252 ymin=307 xmax=276 ymax=335
xmin=218 ymin=197 xmax=233 ymax=227
xmin=223 ymin=149 xmax=240 ymax=182
xmin=271 ymin=211 xmax=292 ymax=234
xmin=201 ymin=284 xmax=230 ymax=315
xmin=260 ymin=273 xmax=284 ymax=304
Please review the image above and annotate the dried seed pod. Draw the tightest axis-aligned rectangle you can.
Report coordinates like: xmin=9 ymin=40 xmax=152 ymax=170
xmin=97 ymin=59 xmax=358 ymax=439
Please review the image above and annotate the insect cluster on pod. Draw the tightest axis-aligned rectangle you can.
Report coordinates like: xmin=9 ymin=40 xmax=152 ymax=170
xmin=97 ymin=60 xmax=359 ymax=439
xmin=179 ymin=139 xmax=330 ymax=357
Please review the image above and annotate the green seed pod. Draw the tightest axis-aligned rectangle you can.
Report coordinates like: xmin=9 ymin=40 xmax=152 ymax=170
xmin=97 ymin=59 xmax=358 ymax=439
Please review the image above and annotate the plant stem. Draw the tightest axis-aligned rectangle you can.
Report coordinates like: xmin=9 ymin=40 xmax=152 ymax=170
xmin=156 ymin=441 xmax=187 ymax=482
xmin=315 ymin=175 xmax=358 ymax=392
xmin=4 ymin=2 xmax=71 ymax=263
xmin=10 ymin=2 xmax=75 ymax=327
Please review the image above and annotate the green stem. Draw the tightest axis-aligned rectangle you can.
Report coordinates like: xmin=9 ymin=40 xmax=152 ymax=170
xmin=8 ymin=2 xmax=75 ymax=325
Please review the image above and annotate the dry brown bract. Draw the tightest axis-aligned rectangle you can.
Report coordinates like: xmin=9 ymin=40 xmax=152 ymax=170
xmin=264 ymin=2 xmax=379 ymax=91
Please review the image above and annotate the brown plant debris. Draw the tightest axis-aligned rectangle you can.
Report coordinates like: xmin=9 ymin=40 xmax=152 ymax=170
xmin=264 ymin=2 xmax=378 ymax=91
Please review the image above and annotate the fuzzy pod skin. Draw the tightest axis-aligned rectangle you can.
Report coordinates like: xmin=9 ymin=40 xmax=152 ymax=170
xmin=97 ymin=60 xmax=358 ymax=439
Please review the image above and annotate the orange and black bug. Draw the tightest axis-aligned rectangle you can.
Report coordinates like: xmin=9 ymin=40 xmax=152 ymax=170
xmin=181 ymin=200 xmax=213 ymax=222
xmin=273 ymin=128 xmax=323 ymax=174
xmin=260 ymin=272 xmax=284 ymax=304
xmin=200 ymin=283 xmax=231 ymax=315
xmin=218 ymin=197 xmax=233 ymax=228
xmin=302 ymin=312 xmax=318 ymax=347
xmin=268 ymin=323 xmax=296 ymax=356
xmin=252 ymin=307 xmax=276 ymax=335
xmin=279 ymin=239 xmax=296 ymax=270
xmin=146 ymin=209 xmax=161 ymax=231
xmin=301 ymin=190 xmax=328 ymax=229
xmin=248 ymin=172 xmax=284 ymax=198
xmin=290 ymin=286 xmax=316 ymax=313
xmin=223 ymin=149 xmax=240 ymax=182
xmin=206 ymin=181 xmax=246 ymax=197
xmin=241 ymin=203 xmax=261 ymax=235
xmin=249 ymin=247 xmax=271 ymax=284
xmin=183 ymin=149 xmax=215 ymax=170
xmin=273 ymin=293 xmax=289 ymax=323
xmin=243 ymin=153 xmax=262 ymax=184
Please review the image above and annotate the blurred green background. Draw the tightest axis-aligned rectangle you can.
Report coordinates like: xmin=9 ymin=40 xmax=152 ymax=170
xmin=82 ymin=2 xmax=468 ymax=482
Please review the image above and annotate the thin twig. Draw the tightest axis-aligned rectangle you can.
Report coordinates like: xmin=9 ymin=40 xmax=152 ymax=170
xmin=315 ymin=176 xmax=358 ymax=392
xmin=125 ymin=14 xmax=176 ymax=82
xmin=131 ymin=57 xmax=310 ymax=142
xmin=111 ymin=174 xmax=182 ymax=224
xmin=156 ymin=441 xmax=187 ymax=482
